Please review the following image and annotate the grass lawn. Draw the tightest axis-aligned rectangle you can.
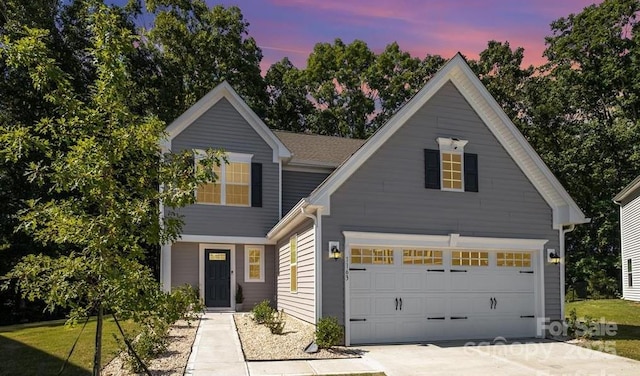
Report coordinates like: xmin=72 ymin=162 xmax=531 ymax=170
xmin=0 ymin=316 xmax=138 ymax=375
xmin=566 ymin=299 xmax=640 ymax=361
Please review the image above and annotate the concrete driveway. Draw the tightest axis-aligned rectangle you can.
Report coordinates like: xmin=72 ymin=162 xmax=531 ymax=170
xmin=361 ymin=338 xmax=640 ymax=376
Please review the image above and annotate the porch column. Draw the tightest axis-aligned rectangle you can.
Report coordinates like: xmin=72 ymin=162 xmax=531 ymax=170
xmin=160 ymin=243 xmax=172 ymax=292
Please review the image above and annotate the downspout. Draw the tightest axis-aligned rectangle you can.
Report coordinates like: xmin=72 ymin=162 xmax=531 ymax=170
xmin=301 ymin=206 xmax=322 ymax=323
xmin=560 ymin=224 xmax=576 ymax=319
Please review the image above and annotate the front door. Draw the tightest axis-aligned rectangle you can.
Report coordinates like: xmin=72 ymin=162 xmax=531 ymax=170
xmin=205 ymin=249 xmax=231 ymax=307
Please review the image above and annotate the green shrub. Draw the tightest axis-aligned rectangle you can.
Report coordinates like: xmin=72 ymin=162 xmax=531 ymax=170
xmin=163 ymin=284 xmax=204 ymax=326
xmin=252 ymin=300 xmax=274 ymax=324
xmin=266 ymin=309 xmax=286 ymax=335
xmin=566 ymin=308 xmax=596 ymax=339
xmin=315 ymin=316 xmax=343 ymax=349
xmin=120 ymin=321 xmax=169 ymax=372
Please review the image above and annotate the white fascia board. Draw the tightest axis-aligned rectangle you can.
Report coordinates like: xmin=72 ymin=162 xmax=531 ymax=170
xmin=614 ymin=175 xmax=640 ymax=204
xmin=451 ymin=60 xmax=588 ymax=228
xmin=343 ymin=231 xmax=548 ymax=251
xmin=266 ymin=199 xmax=319 ymax=240
xmin=177 ymin=234 xmax=275 ymax=245
xmin=309 ymin=54 xmax=587 ymax=227
xmin=165 ymin=81 xmax=291 ymax=163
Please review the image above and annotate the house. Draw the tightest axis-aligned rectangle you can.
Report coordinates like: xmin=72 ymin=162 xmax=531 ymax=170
xmin=614 ymin=176 xmax=640 ymax=302
xmin=159 ymin=54 xmax=588 ymax=345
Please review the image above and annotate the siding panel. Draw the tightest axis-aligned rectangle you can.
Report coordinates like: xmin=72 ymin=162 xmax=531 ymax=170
xmin=170 ymin=98 xmax=279 ymax=237
xmin=237 ymin=245 xmax=277 ymax=309
xmin=171 ymin=242 xmax=199 ymax=288
xmin=321 ymin=82 xmax=560 ymax=323
xmin=621 ymin=190 xmax=640 ymax=301
xmin=282 ymin=171 xmax=330 ymax=214
xmin=277 ymin=220 xmax=316 ymax=324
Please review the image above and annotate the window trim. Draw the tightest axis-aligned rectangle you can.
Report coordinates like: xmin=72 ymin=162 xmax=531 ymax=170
xmin=194 ymin=150 xmax=253 ymax=206
xmin=437 ymin=137 xmax=468 ymax=192
xmin=244 ymin=245 xmax=265 ymax=283
xmin=290 ymin=235 xmax=298 ymax=293
xmin=628 ymin=258 xmax=633 ymax=288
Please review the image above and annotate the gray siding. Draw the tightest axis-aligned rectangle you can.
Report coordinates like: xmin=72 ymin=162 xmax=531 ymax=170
xmin=237 ymin=245 xmax=278 ymax=309
xmin=282 ymin=170 xmax=330 ymax=214
xmin=321 ymin=81 xmax=560 ymax=323
xmin=171 ymin=98 xmax=280 ymax=237
xmin=171 ymin=242 xmax=199 ymax=288
xmin=621 ymin=189 xmax=640 ymax=301
xmin=277 ymin=220 xmax=316 ymax=324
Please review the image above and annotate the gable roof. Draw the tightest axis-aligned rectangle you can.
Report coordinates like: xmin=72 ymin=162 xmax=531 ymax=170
xmin=268 ymin=53 xmax=588 ymax=238
xmin=614 ymin=175 xmax=640 ymax=204
xmin=274 ymin=131 xmax=366 ymax=168
xmin=163 ymin=81 xmax=291 ymax=163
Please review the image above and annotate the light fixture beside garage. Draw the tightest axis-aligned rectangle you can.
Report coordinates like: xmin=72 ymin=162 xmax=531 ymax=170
xmin=547 ymin=249 xmax=561 ymax=264
xmin=329 ymin=241 xmax=341 ymax=260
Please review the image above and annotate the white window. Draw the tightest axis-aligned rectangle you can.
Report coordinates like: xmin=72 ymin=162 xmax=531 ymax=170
xmin=195 ymin=151 xmax=252 ymax=206
xmin=290 ymin=235 xmax=297 ymax=293
xmin=437 ymin=137 xmax=468 ymax=192
xmin=244 ymin=245 xmax=265 ymax=283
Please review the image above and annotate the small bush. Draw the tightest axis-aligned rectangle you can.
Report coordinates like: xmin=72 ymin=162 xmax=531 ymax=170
xmin=566 ymin=308 xmax=596 ymax=339
xmin=163 ymin=284 xmax=204 ymax=326
xmin=266 ymin=309 xmax=286 ymax=334
xmin=252 ymin=300 xmax=274 ymax=324
xmin=315 ymin=316 xmax=343 ymax=349
xmin=120 ymin=321 xmax=170 ymax=372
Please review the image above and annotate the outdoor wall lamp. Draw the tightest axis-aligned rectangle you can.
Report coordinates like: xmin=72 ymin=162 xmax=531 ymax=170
xmin=547 ymin=249 xmax=561 ymax=265
xmin=329 ymin=241 xmax=341 ymax=260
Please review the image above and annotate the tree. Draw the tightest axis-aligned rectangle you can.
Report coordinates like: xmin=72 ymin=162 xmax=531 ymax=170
xmin=264 ymin=57 xmax=316 ymax=132
xmin=144 ymin=0 xmax=267 ymax=123
xmin=534 ymin=0 xmax=640 ymax=295
xmin=1 ymin=2 xmax=221 ymax=373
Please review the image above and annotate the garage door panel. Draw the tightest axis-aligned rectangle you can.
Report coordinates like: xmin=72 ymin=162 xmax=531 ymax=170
xmin=401 ymin=272 xmax=423 ymax=291
xmin=449 ymin=296 xmax=471 ymax=316
xmin=374 ymin=272 xmax=397 ymax=291
xmin=398 ymin=296 xmax=423 ymax=315
xmin=398 ymin=319 xmax=428 ymax=341
xmin=374 ymin=296 xmax=398 ymax=315
xmin=373 ymin=318 xmax=398 ymax=343
xmin=425 ymin=272 xmax=448 ymax=291
xmin=350 ymin=321 xmax=372 ymax=344
xmin=351 ymin=296 xmax=372 ymax=316
xmin=450 ymin=272 xmax=470 ymax=291
xmin=425 ymin=296 xmax=447 ymax=316
xmin=349 ymin=271 xmax=371 ymax=290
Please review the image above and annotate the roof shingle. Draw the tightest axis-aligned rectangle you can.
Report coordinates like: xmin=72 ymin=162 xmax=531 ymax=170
xmin=273 ymin=131 xmax=366 ymax=168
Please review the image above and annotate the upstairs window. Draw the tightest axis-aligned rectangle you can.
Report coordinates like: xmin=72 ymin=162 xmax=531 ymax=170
xmin=195 ymin=151 xmax=262 ymax=207
xmin=425 ymin=137 xmax=478 ymax=192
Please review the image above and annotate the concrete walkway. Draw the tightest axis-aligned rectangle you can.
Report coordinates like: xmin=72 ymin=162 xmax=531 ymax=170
xmin=186 ymin=312 xmax=640 ymax=375
xmin=185 ymin=312 xmax=380 ymax=376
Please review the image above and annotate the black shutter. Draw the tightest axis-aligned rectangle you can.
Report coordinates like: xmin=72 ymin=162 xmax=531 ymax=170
xmin=251 ymin=163 xmax=262 ymax=207
xmin=424 ymin=149 xmax=440 ymax=189
xmin=464 ymin=153 xmax=478 ymax=192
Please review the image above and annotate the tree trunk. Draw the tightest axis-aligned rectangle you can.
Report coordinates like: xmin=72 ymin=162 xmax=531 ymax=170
xmin=93 ymin=304 xmax=103 ymax=376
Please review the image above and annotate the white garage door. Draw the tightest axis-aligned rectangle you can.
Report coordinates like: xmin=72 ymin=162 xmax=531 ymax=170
xmin=348 ymin=247 xmax=539 ymax=344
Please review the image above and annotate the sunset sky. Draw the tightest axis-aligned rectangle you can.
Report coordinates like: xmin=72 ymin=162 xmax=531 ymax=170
xmin=211 ymin=0 xmax=600 ymax=72
xmin=120 ymin=1 xmax=602 ymax=72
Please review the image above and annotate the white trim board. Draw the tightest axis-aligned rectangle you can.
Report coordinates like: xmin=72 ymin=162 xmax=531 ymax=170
xmin=179 ymin=234 xmax=275 ymax=245
xmin=164 ymin=81 xmax=291 ymax=163
xmin=305 ymin=54 xmax=587 ymax=230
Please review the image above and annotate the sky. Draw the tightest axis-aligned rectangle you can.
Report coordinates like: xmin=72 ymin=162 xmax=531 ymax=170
xmin=209 ymin=0 xmax=601 ymax=72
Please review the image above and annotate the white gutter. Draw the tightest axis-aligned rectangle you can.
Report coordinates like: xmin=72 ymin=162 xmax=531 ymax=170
xmin=560 ymin=224 xmax=576 ymax=319
xmin=301 ymin=207 xmax=323 ymax=322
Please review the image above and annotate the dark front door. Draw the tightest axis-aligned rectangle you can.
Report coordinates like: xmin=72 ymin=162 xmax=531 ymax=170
xmin=205 ymin=249 xmax=231 ymax=307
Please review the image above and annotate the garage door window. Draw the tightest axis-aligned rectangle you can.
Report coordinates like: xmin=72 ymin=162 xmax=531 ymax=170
xmin=497 ymin=252 xmax=532 ymax=267
xmin=403 ymin=249 xmax=443 ymax=265
xmin=351 ymin=248 xmax=394 ymax=264
xmin=451 ymin=251 xmax=489 ymax=266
